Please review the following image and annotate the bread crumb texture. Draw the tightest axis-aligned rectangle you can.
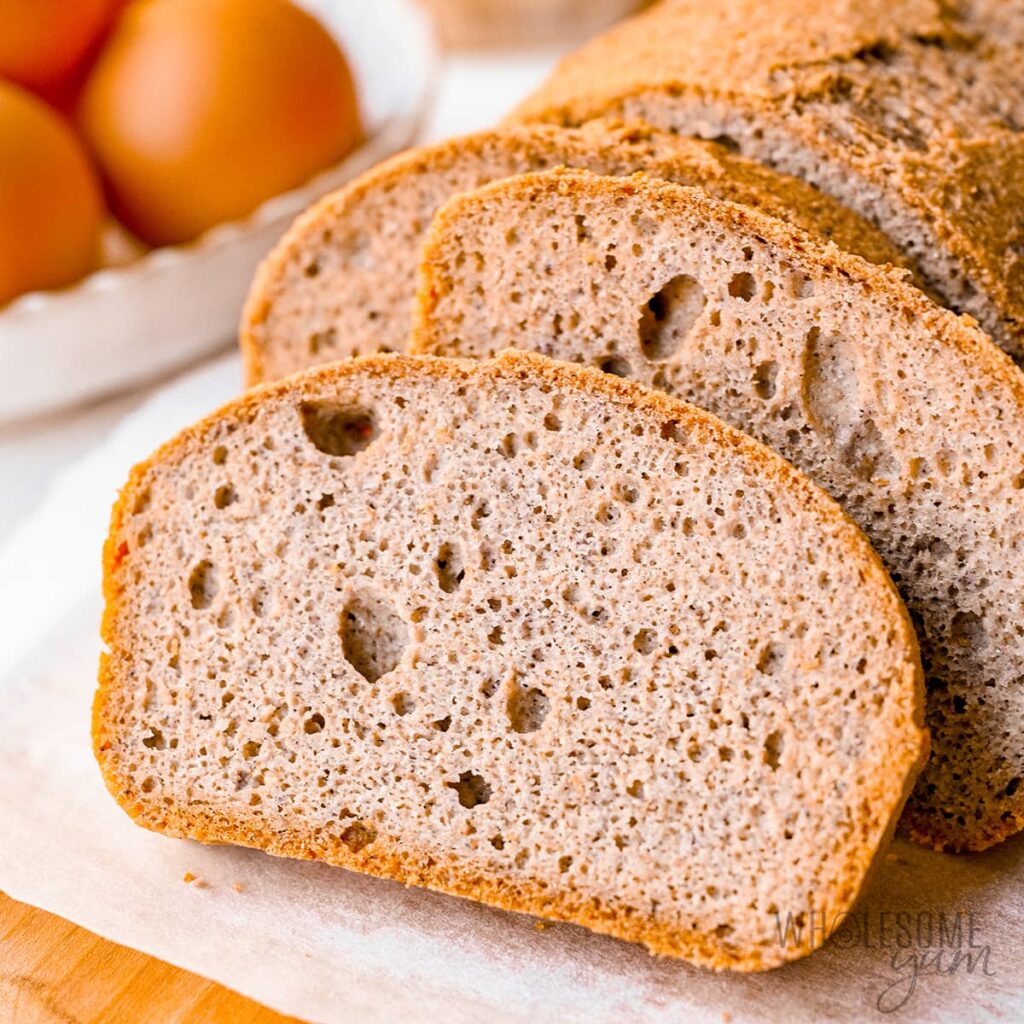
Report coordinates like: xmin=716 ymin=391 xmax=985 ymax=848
xmin=239 ymin=121 xmax=906 ymax=385
xmin=412 ymin=169 xmax=1024 ymax=852
xmin=510 ymin=0 xmax=1024 ymax=359
xmin=95 ymin=352 xmax=924 ymax=971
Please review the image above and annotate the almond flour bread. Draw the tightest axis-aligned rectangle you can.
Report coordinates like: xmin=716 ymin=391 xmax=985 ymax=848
xmin=510 ymin=0 xmax=1024 ymax=360
xmin=94 ymin=350 xmax=926 ymax=971
xmin=412 ymin=170 xmax=1024 ymax=852
xmin=240 ymin=121 xmax=907 ymax=385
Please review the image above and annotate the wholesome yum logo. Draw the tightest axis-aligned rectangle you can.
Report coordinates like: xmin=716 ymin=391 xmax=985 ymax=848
xmin=774 ymin=909 xmax=996 ymax=1013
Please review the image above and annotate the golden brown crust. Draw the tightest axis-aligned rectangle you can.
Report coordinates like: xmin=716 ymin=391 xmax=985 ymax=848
xmin=95 ymin=349 xmax=927 ymax=971
xmin=239 ymin=121 xmax=909 ymax=386
xmin=510 ymin=0 xmax=952 ymax=119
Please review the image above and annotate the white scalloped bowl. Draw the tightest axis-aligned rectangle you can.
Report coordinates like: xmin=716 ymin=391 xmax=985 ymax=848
xmin=0 ymin=0 xmax=437 ymax=424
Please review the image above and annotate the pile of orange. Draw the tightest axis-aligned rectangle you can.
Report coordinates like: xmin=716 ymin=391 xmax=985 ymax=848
xmin=0 ymin=0 xmax=362 ymax=307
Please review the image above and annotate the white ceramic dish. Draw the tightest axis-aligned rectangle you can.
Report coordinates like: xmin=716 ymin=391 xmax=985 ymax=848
xmin=0 ymin=0 xmax=437 ymax=425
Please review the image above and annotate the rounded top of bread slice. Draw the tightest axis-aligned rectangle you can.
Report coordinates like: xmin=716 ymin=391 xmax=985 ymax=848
xmin=411 ymin=168 xmax=1024 ymax=851
xmin=95 ymin=350 xmax=925 ymax=971
xmin=239 ymin=121 xmax=908 ymax=385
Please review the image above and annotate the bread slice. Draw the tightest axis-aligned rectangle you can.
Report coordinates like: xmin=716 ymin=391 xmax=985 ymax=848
xmin=94 ymin=350 xmax=925 ymax=971
xmin=510 ymin=0 xmax=1024 ymax=359
xmin=239 ymin=121 xmax=909 ymax=386
xmin=411 ymin=169 xmax=1024 ymax=852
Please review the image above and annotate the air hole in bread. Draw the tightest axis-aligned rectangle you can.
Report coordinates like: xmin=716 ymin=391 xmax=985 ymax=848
xmin=435 ymin=543 xmax=465 ymax=593
xmin=637 ymin=274 xmax=706 ymax=362
xmin=753 ymin=361 xmax=778 ymax=400
xmin=599 ymin=357 xmax=632 ymax=377
xmin=757 ymin=643 xmax=786 ymax=675
xmin=633 ymin=628 xmax=657 ymax=655
xmin=507 ymin=684 xmax=550 ymax=734
xmin=802 ymin=327 xmax=860 ymax=446
xmin=142 ymin=727 xmax=165 ymax=750
xmin=339 ymin=588 xmax=408 ymax=683
xmin=728 ymin=272 xmax=756 ymax=301
xmin=764 ymin=731 xmax=784 ymax=771
xmin=788 ymin=273 xmax=815 ymax=299
xmin=132 ymin=488 xmax=151 ymax=514
xmin=613 ymin=480 xmax=639 ymax=504
xmin=304 ymin=713 xmax=325 ymax=734
xmin=308 ymin=327 xmax=336 ymax=356
xmin=448 ymin=770 xmax=491 ymax=808
xmin=188 ymin=560 xmax=217 ymax=610
xmin=300 ymin=401 xmax=378 ymax=457
xmin=213 ymin=484 xmax=236 ymax=509
xmin=843 ymin=418 xmax=897 ymax=481
xmin=950 ymin=610 xmax=986 ymax=649
xmin=392 ymin=692 xmax=415 ymax=716
xmin=340 ymin=821 xmax=376 ymax=852
xmin=500 ymin=433 xmax=520 ymax=458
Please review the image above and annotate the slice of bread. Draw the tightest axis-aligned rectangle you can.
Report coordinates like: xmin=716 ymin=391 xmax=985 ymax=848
xmin=239 ymin=121 xmax=908 ymax=386
xmin=411 ymin=169 xmax=1024 ymax=852
xmin=94 ymin=350 xmax=925 ymax=971
xmin=510 ymin=0 xmax=1024 ymax=359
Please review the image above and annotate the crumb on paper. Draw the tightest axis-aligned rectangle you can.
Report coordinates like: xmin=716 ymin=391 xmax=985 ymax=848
xmin=183 ymin=871 xmax=207 ymax=888
xmin=534 ymin=921 xmax=546 ymax=932
xmin=233 ymin=882 xmax=244 ymax=893
xmin=183 ymin=871 xmax=196 ymax=883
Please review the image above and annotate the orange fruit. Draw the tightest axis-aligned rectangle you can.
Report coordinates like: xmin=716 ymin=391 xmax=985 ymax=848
xmin=78 ymin=0 xmax=363 ymax=247
xmin=0 ymin=0 xmax=119 ymax=91
xmin=0 ymin=82 xmax=104 ymax=306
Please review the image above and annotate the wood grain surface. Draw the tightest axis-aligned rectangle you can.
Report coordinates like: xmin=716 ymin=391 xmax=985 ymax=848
xmin=0 ymin=892 xmax=303 ymax=1024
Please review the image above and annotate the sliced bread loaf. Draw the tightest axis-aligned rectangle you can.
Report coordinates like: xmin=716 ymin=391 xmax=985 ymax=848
xmin=239 ymin=121 xmax=908 ymax=385
xmin=94 ymin=350 xmax=925 ymax=971
xmin=510 ymin=0 xmax=1024 ymax=359
xmin=411 ymin=169 xmax=1024 ymax=852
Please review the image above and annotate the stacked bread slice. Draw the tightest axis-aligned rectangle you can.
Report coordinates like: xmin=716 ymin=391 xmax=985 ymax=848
xmin=510 ymin=0 xmax=1024 ymax=359
xmin=240 ymin=121 xmax=907 ymax=384
xmin=95 ymin=0 xmax=1024 ymax=974
xmin=410 ymin=168 xmax=1024 ymax=853
xmin=96 ymin=351 xmax=925 ymax=971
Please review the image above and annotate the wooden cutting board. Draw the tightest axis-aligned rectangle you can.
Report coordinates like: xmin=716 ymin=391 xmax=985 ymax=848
xmin=0 ymin=892 xmax=303 ymax=1024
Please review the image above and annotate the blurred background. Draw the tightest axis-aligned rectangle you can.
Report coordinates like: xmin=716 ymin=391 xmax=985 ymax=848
xmin=0 ymin=0 xmax=645 ymax=538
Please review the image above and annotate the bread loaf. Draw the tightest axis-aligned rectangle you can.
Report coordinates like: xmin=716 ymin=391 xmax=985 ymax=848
xmin=510 ymin=0 xmax=1024 ymax=359
xmin=94 ymin=350 xmax=925 ymax=971
xmin=240 ymin=121 xmax=907 ymax=385
xmin=411 ymin=169 xmax=1024 ymax=851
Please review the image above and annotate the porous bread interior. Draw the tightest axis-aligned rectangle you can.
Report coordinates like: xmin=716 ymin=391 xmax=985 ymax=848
xmin=411 ymin=170 xmax=1024 ymax=851
xmin=589 ymin=96 xmax=1022 ymax=360
xmin=239 ymin=122 xmax=907 ymax=385
xmin=508 ymin=0 xmax=1024 ymax=358
xmin=95 ymin=352 xmax=924 ymax=971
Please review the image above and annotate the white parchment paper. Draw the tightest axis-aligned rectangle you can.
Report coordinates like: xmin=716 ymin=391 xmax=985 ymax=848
xmin=1 ymin=355 xmax=1022 ymax=1024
